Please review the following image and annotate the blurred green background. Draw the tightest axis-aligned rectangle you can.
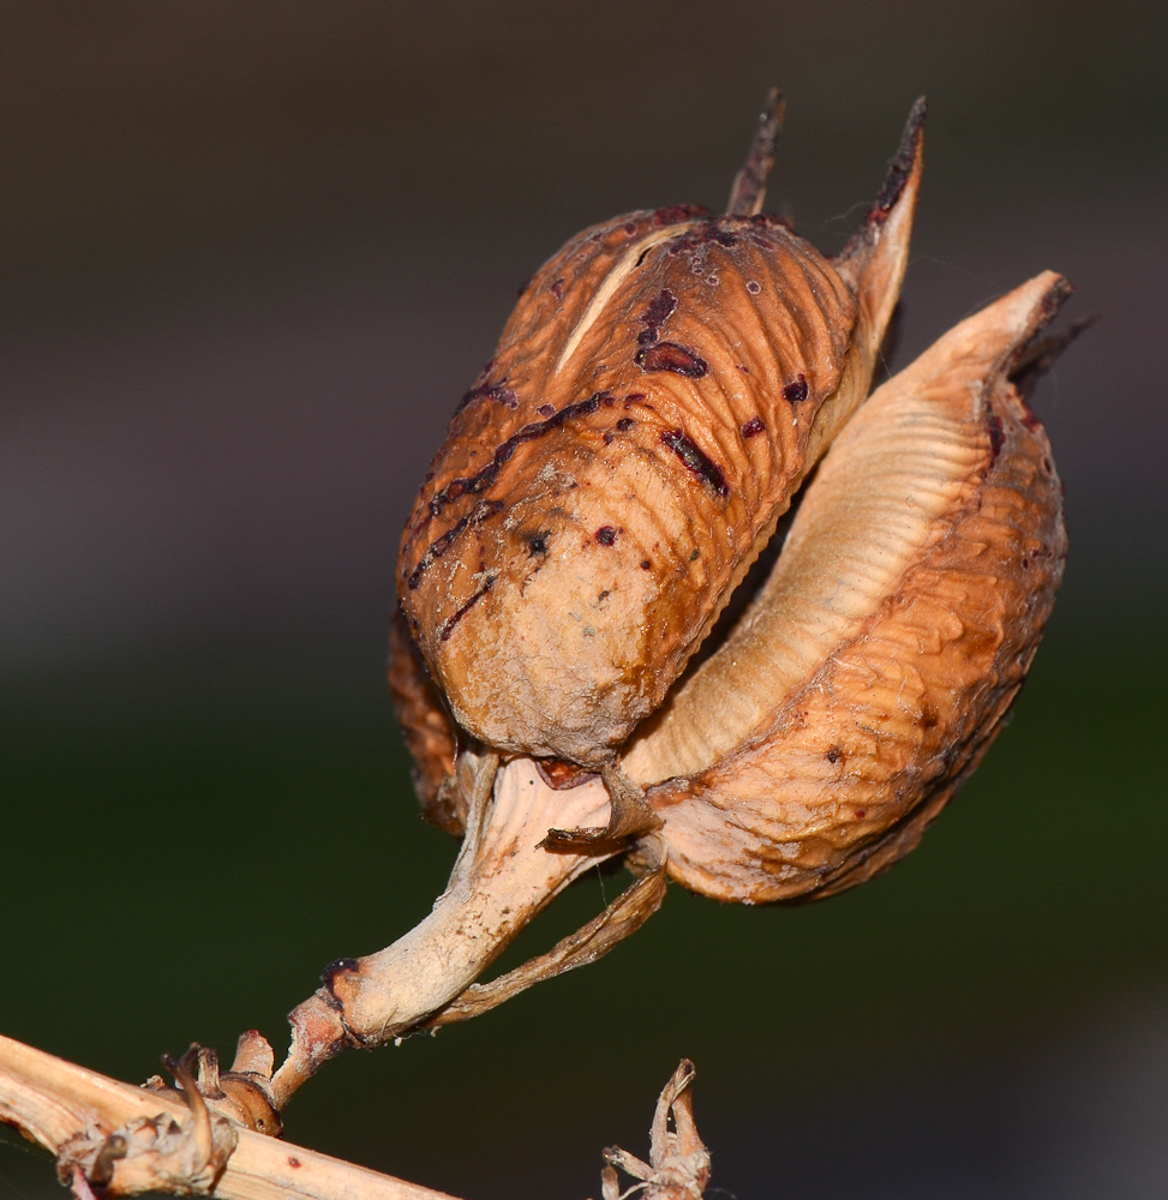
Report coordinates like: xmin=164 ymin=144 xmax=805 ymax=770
xmin=1 ymin=4 xmax=1166 ymax=1198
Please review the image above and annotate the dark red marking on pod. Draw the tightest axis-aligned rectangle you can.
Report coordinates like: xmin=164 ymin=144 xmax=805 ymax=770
xmin=782 ymin=374 xmax=809 ymax=403
xmin=669 ymin=221 xmax=740 ymax=253
xmin=428 ymin=394 xmax=604 ymax=522
xmin=637 ymin=289 xmax=678 ymax=345
xmin=635 ymin=342 xmax=709 ymax=378
xmin=652 ymin=203 xmax=710 ymax=227
xmin=439 ymin=576 xmax=496 ymax=642
xmin=986 ymin=408 xmax=1005 ymax=462
xmin=408 ymin=499 xmax=505 ymax=590
xmin=660 ymin=428 xmax=729 ymax=498
xmin=455 ymin=377 xmax=519 ymax=416
xmin=595 ymin=526 xmax=617 ymax=546
xmin=741 ymin=416 xmax=766 ymax=438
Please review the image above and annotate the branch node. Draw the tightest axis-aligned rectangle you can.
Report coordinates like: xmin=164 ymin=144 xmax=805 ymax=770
xmin=57 ymin=1055 xmax=239 ymax=1197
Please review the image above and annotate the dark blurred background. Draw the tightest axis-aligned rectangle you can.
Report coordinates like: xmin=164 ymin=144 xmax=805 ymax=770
xmin=1 ymin=3 xmax=1165 ymax=1198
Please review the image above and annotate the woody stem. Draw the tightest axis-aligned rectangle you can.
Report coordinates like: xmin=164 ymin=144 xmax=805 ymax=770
xmin=270 ymin=756 xmax=615 ymax=1109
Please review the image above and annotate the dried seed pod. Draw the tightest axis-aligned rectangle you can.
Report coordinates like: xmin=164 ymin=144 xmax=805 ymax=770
xmin=266 ymin=98 xmax=1074 ymax=1106
xmin=396 ymin=99 xmax=925 ymax=767
xmin=623 ymin=271 xmax=1069 ymax=902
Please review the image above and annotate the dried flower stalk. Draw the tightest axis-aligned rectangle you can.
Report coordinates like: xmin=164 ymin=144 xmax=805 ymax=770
xmin=273 ymin=755 xmax=665 ymax=1104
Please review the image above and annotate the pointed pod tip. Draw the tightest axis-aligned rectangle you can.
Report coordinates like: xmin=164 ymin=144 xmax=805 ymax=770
xmin=870 ymin=97 xmax=927 ymax=223
xmin=920 ymin=271 xmax=1082 ymax=404
xmin=1006 ymin=272 xmax=1089 ymax=398
xmin=726 ymin=86 xmax=787 ymax=216
xmin=1039 ymin=271 xmax=1074 ymax=319
xmin=762 ymin=85 xmax=786 ymax=121
xmin=833 ymin=97 xmax=927 ymax=282
xmin=999 ymin=270 xmax=1073 ymax=338
xmin=831 ymin=99 xmax=927 ymax=347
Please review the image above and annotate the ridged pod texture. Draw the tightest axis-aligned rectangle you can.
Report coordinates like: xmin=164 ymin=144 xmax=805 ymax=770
xmin=398 ymin=207 xmax=863 ymax=765
xmin=629 ymin=273 xmax=1069 ymax=902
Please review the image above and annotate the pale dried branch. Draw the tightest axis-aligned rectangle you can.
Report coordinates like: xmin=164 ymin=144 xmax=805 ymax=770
xmin=1 ymin=1033 xmax=711 ymax=1200
xmin=427 ymin=831 xmax=666 ymax=1029
xmin=0 ymin=1033 xmax=459 ymax=1200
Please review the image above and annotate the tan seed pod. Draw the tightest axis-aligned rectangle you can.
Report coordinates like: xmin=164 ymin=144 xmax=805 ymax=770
xmin=269 ymin=99 xmax=1074 ymax=1104
xmin=285 ymin=271 xmax=1071 ymax=1098
xmin=624 ymin=271 xmax=1069 ymax=902
xmin=397 ymin=98 xmax=925 ymax=767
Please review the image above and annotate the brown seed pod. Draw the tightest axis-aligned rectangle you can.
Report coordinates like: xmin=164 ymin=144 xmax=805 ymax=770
xmin=397 ymin=98 xmax=925 ymax=767
xmin=270 ymin=97 xmax=1074 ymax=1105
xmin=624 ymin=271 xmax=1069 ymax=901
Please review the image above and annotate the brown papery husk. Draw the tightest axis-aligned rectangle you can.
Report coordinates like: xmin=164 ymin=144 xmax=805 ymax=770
xmin=396 ymin=105 xmax=923 ymax=768
xmin=629 ymin=271 xmax=1068 ymax=903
